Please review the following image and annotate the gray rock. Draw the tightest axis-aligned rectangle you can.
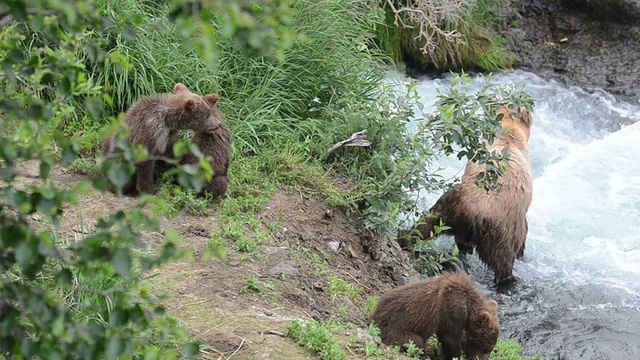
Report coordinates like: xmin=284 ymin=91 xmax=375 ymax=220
xmin=328 ymin=241 xmax=340 ymax=252
xmin=266 ymin=260 xmax=299 ymax=276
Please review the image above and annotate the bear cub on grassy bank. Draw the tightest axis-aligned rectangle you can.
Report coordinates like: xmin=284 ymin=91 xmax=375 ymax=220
xmin=371 ymin=271 xmax=500 ymax=360
xmin=401 ymin=106 xmax=534 ymax=286
xmin=101 ymin=83 xmax=221 ymax=195
xmin=179 ymin=93 xmax=232 ymax=198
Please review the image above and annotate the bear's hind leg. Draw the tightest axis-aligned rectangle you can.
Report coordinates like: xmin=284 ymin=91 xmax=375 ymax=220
xmin=516 ymin=219 xmax=528 ymax=260
xmin=476 ymin=238 xmax=516 ymax=287
xmin=136 ymin=160 xmax=156 ymax=194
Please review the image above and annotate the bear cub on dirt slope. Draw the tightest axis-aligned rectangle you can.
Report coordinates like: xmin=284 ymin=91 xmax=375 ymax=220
xmin=101 ymin=83 xmax=221 ymax=195
xmin=371 ymin=271 xmax=500 ymax=360
xmin=401 ymin=106 xmax=534 ymax=286
xmin=179 ymin=93 xmax=232 ymax=198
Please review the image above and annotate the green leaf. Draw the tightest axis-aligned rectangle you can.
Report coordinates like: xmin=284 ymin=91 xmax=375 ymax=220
xmin=52 ymin=316 xmax=65 ymax=337
xmin=182 ymin=342 xmax=199 ymax=359
xmin=40 ymin=159 xmax=52 ymax=179
xmin=93 ymin=177 xmax=109 ymax=191
xmin=59 ymin=76 xmax=72 ymax=97
xmin=143 ymin=350 xmax=159 ymax=360
xmin=106 ymin=337 xmax=125 ymax=360
xmin=61 ymin=145 xmax=77 ymax=165
xmin=20 ymin=338 xmax=40 ymax=359
xmin=86 ymin=98 xmax=103 ymax=120
xmin=14 ymin=239 xmax=37 ymax=268
xmin=57 ymin=268 xmax=73 ymax=285
xmin=106 ymin=163 xmax=133 ymax=189
xmin=113 ymin=248 xmax=132 ymax=277
xmin=109 ymin=308 xmax=128 ymax=327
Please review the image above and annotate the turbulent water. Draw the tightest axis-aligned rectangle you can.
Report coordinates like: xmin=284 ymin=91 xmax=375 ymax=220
xmin=396 ymin=69 xmax=640 ymax=359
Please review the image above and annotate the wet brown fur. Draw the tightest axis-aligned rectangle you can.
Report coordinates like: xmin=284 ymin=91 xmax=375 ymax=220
xmin=179 ymin=93 xmax=232 ymax=198
xmin=401 ymin=107 xmax=534 ymax=285
xmin=101 ymin=83 xmax=221 ymax=195
xmin=371 ymin=271 xmax=500 ymax=360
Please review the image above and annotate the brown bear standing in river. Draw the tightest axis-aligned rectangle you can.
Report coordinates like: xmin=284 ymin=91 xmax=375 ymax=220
xmin=179 ymin=93 xmax=232 ymax=198
xmin=101 ymin=83 xmax=221 ymax=195
xmin=371 ymin=271 xmax=500 ymax=360
xmin=402 ymin=107 xmax=534 ymax=286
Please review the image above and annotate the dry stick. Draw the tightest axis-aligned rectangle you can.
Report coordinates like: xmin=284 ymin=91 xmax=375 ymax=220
xmin=345 ymin=345 xmax=357 ymax=357
xmin=228 ymin=337 xmax=246 ymax=359
xmin=198 ymin=321 xmax=226 ymax=338
xmin=341 ymin=270 xmax=372 ymax=292
xmin=265 ymin=329 xmax=285 ymax=337
xmin=201 ymin=347 xmax=227 ymax=360
xmin=179 ymin=298 xmax=214 ymax=309
xmin=383 ymin=0 xmax=464 ymax=55
xmin=326 ymin=130 xmax=371 ymax=156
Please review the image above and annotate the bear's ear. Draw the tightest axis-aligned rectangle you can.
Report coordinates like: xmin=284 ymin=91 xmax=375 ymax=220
xmin=518 ymin=107 xmax=533 ymax=128
xmin=174 ymin=83 xmax=189 ymax=93
xmin=183 ymin=98 xmax=196 ymax=113
xmin=203 ymin=93 xmax=219 ymax=107
xmin=478 ymin=311 xmax=494 ymax=326
xmin=486 ymin=299 xmax=498 ymax=313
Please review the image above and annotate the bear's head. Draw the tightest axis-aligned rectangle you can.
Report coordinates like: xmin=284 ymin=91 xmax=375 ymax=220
xmin=171 ymin=83 xmax=221 ymax=131
xmin=497 ymin=106 xmax=533 ymax=144
xmin=464 ymin=299 xmax=500 ymax=360
xmin=202 ymin=93 xmax=226 ymax=131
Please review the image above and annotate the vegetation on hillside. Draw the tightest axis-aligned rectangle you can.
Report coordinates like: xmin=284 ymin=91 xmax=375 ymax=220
xmin=0 ymin=0 xmax=535 ymax=358
xmin=377 ymin=0 xmax=514 ymax=71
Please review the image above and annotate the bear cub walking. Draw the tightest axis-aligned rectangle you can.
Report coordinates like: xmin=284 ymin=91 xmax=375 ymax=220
xmin=371 ymin=271 xmax=500 ymax=360
xmin=101 ymin=83 xmax=221 ymax=195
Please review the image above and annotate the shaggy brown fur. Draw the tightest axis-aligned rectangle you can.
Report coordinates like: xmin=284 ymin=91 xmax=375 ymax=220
xmin=371 ymin=271 xmax=500 ymax=360
xmin=180 ymin=93 xmax=232 ymax=198
xmin=401 ymin=107 xmax=534 ymax=286
xmin=101 ymin=83 xmax=221 ymax=195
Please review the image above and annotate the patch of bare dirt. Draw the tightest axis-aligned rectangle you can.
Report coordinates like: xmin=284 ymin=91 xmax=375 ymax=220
xmin=14 ymin=160 xmax=421 ymax=359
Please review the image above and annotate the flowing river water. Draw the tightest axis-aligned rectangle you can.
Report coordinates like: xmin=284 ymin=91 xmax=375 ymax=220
xmin=395 ymin=69 xmax=640 ymax=359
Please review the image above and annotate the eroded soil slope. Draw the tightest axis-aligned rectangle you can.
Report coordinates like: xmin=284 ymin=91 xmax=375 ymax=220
xmin=16 ymin=160 xmax=421 ymax=359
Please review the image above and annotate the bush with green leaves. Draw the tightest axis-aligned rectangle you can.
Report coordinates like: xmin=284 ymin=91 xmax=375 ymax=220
xmin=355 ymin=71 xmax=535 ymax=238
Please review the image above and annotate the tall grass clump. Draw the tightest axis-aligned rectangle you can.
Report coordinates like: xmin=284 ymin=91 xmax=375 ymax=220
xmin=82 ymin=0 xmax=416 ymax=199
xmin=81 ymin=0 xmax=408 ymax=169
xmin=90 ymin=0 xmax=222 ymax=116
xmin=210 ymin=0 xmax=395 ymax=156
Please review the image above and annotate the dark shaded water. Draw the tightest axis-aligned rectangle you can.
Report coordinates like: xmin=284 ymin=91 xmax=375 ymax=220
xmin=396 ymin=70 xmax=640 ymax=359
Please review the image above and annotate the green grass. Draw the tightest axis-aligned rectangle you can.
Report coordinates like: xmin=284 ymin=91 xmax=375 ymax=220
xmin=34 ymin=254 xmax=193 ymax=358
xmin=285 ymin=319 xmax=347 ymax=360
